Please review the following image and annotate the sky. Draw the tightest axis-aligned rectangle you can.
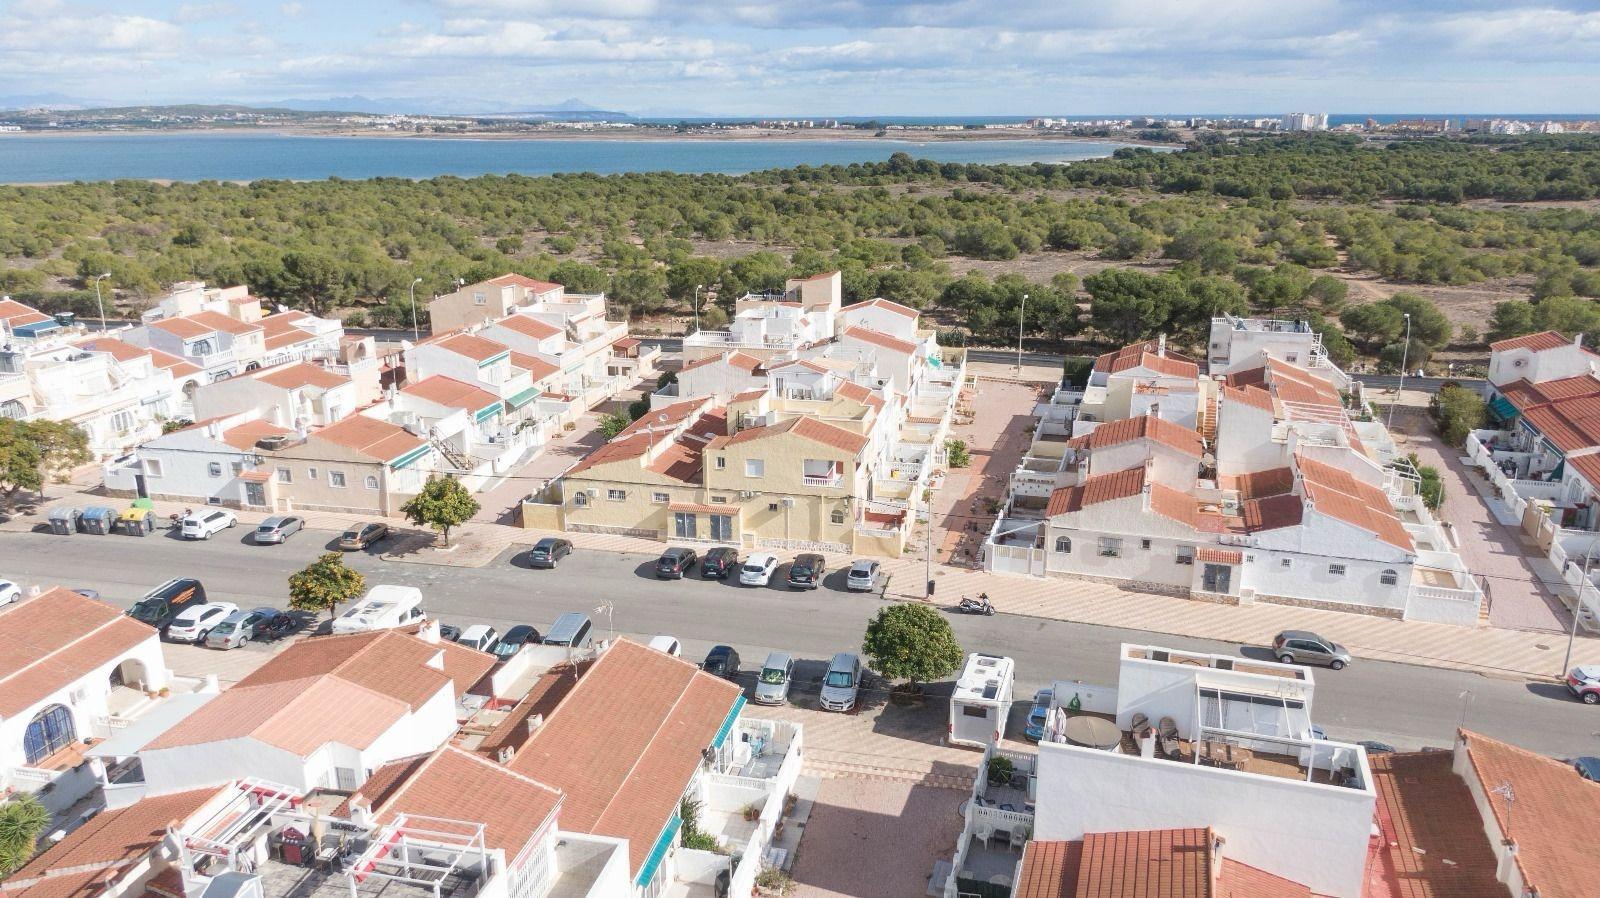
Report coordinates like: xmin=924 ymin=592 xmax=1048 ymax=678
xmin=1 ymin=0 xmax=1598 ymax=116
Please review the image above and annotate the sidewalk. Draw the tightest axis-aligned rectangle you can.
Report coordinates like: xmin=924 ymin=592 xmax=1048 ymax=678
xmin=7 ymin=480 xmax=1596 ymax=681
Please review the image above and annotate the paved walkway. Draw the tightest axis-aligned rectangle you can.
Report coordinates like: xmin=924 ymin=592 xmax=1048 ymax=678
xmin=929 ymin=378 xmax=1048 ymax=567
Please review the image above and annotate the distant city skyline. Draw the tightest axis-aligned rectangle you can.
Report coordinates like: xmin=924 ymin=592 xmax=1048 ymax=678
xmin=2 ymin=0 xmax=1599 ymax=116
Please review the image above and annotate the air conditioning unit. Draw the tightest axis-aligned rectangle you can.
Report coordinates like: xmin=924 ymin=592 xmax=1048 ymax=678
xmin=69 ymin=686 xmax=89 ymax=705
xmin=739 ymin=491 xmax=756 ymax=500
xmin=780 ymin=497 xmax=796 ymax=508
xmin=586 ymin=488 xmax=599 ymax=498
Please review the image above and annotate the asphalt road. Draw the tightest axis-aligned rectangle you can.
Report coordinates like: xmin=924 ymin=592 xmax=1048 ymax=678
xmin=4 ymin=526 xmax=1597 ymax=759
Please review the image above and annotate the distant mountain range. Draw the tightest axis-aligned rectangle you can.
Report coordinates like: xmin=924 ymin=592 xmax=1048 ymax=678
xmin=0 ymin=95 xmax=633 ymax=120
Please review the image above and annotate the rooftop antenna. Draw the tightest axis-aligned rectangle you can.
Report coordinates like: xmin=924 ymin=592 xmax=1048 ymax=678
xmin=1491 ymin=782 xmax=1515 ymax=841
xmin=593 ymin=600 xmax=615 ymax=644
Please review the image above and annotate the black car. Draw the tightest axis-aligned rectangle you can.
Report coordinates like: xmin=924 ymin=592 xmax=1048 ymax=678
xmin=439 ymin=624 xmax=463 ymax=642
xmin=656 ymin=547 xmax=698 ymax=578
xmin=127 ymin=578 xmax=207 ymax=628
xmin=701 ymin=547 xmax=740 ymax=579
xmin=493 ymin=624 xmax=543 ymax=660
xmin=702 ymin=645 xmax=741 ymax=680
xmin=787 ymin=553 xmax=826 ymax=589
xmin=528 ymin=538 xmax=573 ymax=569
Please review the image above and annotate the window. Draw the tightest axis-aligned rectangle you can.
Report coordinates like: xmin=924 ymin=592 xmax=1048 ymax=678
xmin=1097 ymin=537 xmax=1122 ymax=558
xmin=673 ymin=512 xmax=697 ymax=539
xmin=1280 ymin=557 xmax=1292 ymax=568
xmin=207 ymin=461 xmax=223 ymax=477
xmin=276 ymin=467 xmax=292 ymax=483
xmin=961 ymin=705 xmax=990 ymax=719
xmin=308 ymin=467 xmax=318 ymax=480
xmin=607 ymin=489 xmax=626 ymax=501
xmin=1380 ymin=569 xmax=1398 ymax=586
xmin=365 ymin=475 xmax=379 ymax=489
xmin=652 ymin=492 xmax=670 ymax=504
xmin=473 ymin=291 xmax=486 ymax=305
xmin=230 ymin=461 xmax=243 ymax=476
xmin=745 ymin=458 xmax=765 ymax=477
xmin=831 ymin=508 xmax=845 ymax=525
xmin=329 ymin=471 xmax=346 ymax=488
xmin=710 ymin=495 xmax=728 ymax=504
xmin=715 ymin=456 xmax=727 ymax=470
xmin=0 ymin=399 xmax=24 ymax=419
xmin=111 ymin=410 xmax=136 ymax=432
xmin=144 ymin=458 xmax=164 ymax=478
xmin=768 ymin=503 xmax=779 ymax=512
xmin=1140 ymin=539 xmax=1152 ymax=550
xmin=1176 ymin=546 xmax=1193 ymax=565
xmin=1055 ymin=536 xmax=1072 ymax=554
xmin=710 ymin=514 xmax=733 ymax=541
xmin=1328 ymin=563 xmax=1346 ymax=576
xmin=573 ymin=492 xmax=589 ymax=507
xmin=23 ymin=705 xmax=76 ymax=766
xmin=1286 ymin=353 xmax=1298 ymax=364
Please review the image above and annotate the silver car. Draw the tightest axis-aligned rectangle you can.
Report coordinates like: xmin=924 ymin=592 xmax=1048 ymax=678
xmin=1272 ymin=630 xmax=1352 ymax=670
xmin=753 ymin=652 xmax=794 ymax=705
xmin=205 ymin=606 xmax=278 ymax=650
xmin=819 ymin=652 xmax=862 ymax=712
xmin=254 ymin=515 xmax=304 ymax=544
xmin=846 ymin=560 xmax=880 ymax=592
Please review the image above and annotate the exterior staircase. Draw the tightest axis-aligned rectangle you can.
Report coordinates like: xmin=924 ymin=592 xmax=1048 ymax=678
xmin=427 ymin=429 xmax=476 ymax=473
xmin=1198 ymin=394 xmax=1219 ymax=444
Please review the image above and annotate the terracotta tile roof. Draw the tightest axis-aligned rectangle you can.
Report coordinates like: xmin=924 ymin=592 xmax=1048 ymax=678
xmin=1369 ymin=750 xmax=1510 ymax=898
xmin=1222 ymin=383 xmax=1275 ymax=413
xmin=365 ymin=746 xmax=562 ymax=856
xmin=508 ymin=351 xmax=560 ymax=382
xmin=1566 ymin=452 xmax=1600 ymax=489
xmin=77 ymin=337 xmax=149 ymax=363
xmin=0 ymin=588 xmax=157 ymax=717
xmin=310 ymin=414 xmax=427 ymax=463
xmin=237 ymin=629 xmax=472 ymax=709
xmin=616 ymin=396 xmax=709 ymax=439
xmin=1046 ymin=467 xmax=1146 ymax=516
xmin=613 ymin=336 xmax=640 ymax=349
xmin=3 ymin=787 xmax=221 ymax=891
xmin=841 ymin=324 xmax=918 ymax=355
xmin=477 ymin=661 xmax=591 ymax=758
xmin=0 ymin=298 xmax=51 ymax=327
xmin=1225 ymin=467 xmax=1295 ymax=500
xmin=495 ymin=314 xmax=563 ymax=340
xmin=1238 ymin=493 xmax=1305 ymax=532
xmin=402 ymin=374 xmax=501 ymax=412
xmin=258 ymin=311 xmax=319 ymax=351
xmin=486 ymin=273 xmax=563 ymax=293
xmin=730 ymin=386 xmax=770 ymax=403
xmin=1017 ymin=830 xmax=1309 ymax=898
xmin=1015 ymin=839 xmax=1084 ymax=898
xmin=219 ymin=419 xmax=292 ymax=451
xmin=1094 ymin=340 xmax=1199 ymax=378
xmin=1458 ymin=730 xmax=1600 ymax=898
xmin=508 ymin=639 xmax=742 ymax=879
xmin=764 ymin=357 xmax=831 ymax=374
xmin=146 ymin=675 xmax=410 ymax=755
xmin=1489 ymin=330 xmax=1572 ymax=353
xmin=146 ymin=316 xmax=213 ymax=339
xmin=711 ymin=415 xmax=869 ymax=455
xmin=680 ymin=350 xmax=764 ymax=374
xmin=1195 ymin=547 xmax=1243 ymax=564
xmin=1065 ymin=415 xmax=1203 ymax=457
xmin=843 ymin=297 xmax=920 ymax=319
xmin=434 ymin=332 xmax=510 ymax=362
xmin=568 ymin=404 xmax=724 ymax=481
xmin=1296 ymin=455 xmax=1413 ymax=550
xmin=832 ymin=379 xmax=885 ymax=410
xmin=186 ymin=309 xmax=262 ymax=336
xmin=146 ymin=349 xmax=201 ymax=378
xmin=1149 ymin=482 xmax=1200 ymax=528
xmin=1499 ymin=376 xmax=1600 ymax=454
xmin=1216 ymin=859 xmax=1311 ymax=898
xmin=252 ymin=361 xmax=345 ymax=391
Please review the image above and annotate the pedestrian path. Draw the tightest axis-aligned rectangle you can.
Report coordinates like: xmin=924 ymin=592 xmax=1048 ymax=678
xmin=8 ymin=478 xmax=1595 ymax=681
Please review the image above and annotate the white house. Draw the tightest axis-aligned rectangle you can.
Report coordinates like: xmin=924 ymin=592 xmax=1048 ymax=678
xmin=191 ymin=361 xmax=358 ymax=430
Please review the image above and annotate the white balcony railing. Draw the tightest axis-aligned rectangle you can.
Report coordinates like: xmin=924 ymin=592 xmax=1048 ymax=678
xmin=802 ymin=474 xmax=842 ymax=487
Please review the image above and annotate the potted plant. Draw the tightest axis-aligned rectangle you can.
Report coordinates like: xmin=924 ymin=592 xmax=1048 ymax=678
xmin=986 ymin=754 xmax=1015 ymax=786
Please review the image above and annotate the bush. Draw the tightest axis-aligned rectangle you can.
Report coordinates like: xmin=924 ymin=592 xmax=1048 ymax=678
xmin=1430 ymin=383 xmax=1487 ymax=446
xmin=945 ymin=438 xmax=971 ymax=468
xmin=986 ymin=754 xmax=1015 ymax=785
xmin=597 ymin=413 xmax=631 ymax=439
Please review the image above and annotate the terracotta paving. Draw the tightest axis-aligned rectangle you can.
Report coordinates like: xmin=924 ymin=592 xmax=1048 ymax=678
xmin=789 ymin=777 xmax=965 ymax=898
xmin=929 ymin=377 xmax=1050 ymax=567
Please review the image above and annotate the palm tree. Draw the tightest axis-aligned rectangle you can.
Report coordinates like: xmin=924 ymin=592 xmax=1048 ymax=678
xmin=0 ymin=795 xmax=50 ymax=875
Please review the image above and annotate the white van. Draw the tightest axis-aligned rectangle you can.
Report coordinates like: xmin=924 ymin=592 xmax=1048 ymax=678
xmin=331 ymin=585 xmax=426 ymax=635
xmin=948 ymin=652 xmax=1016 ymax=748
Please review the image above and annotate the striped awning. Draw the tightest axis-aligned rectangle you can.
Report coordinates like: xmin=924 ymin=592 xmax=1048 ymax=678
xmin=504 ymin=385 xmax=541 ymax=411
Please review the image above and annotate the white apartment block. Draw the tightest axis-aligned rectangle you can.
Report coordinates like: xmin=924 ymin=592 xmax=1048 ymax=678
xmin=986 ymin=318 xmax=1481 ymax=625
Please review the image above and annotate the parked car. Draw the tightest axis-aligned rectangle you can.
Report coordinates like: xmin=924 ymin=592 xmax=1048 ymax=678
xmin=457 ymin=624 xmax=500 ymax=653
xmin=647 ymin=635 xmax=683 ymax=657
xmin=1574 ymin=756 xmax=1600 ymax=781
xmin=438 ymin=623 xmax=462 ymax=643
xmin=253 ymin=515 xmax=304 ymax=545
xmin=527 ymin=537 xmax=572 ymax=569
xmin=752 ymin=652 xmax=793 ymax=705
xmin=739 ymin=553 xmax=779 ymax=587
xmin=1567 ymin=665 xmax=1600 ymax=705
xmin=819 ymin=652 xmax=863 ymax=712
xmin=339 ymin=522 xmax=389 ymax=551
xmin=204 ymin=606 xmax=281 ymax=650
xmin=1357 ymin=740 xmax=1397 ymax=755
xmin=656 ymin=547 xmax=698 ymax=578
xmin=702 ymin=645 xmax=741 ymax=680
xmin=787 ymin=553 xmax=826 ymax=589
xmin=542 ymin=613 xmax=592 ymax=649
xmin=493 ymin=624 xmax=542 ymax=660
xmin=0 ymin=580 xmax=20 ymax=604
xmin=181 ymin=509 xmax=237 ymax=540
xmin=701 ymin=547 xmax=740 ymax=579
xmin=1271 ymin=630 xmax=1352 ymax=670
xmin=845 ymin=559 xmax=880 ymax=592
xmin=1023 ymin=687 xmax=1054 ymax=742
xmin=71 ymin=588 xmax=100 ymax=600
xmin=166 ymin=602 xmax=239 ymax=643
xmin=127 ymin=578 xmax=207 ymax=627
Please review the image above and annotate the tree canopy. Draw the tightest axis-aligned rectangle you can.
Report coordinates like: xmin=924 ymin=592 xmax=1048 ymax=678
xmin=400 ymin=475 xmax=481 ymax=547
xmin=287 ymin=552 xmax=367 ymax=622
xmin=861 ymin=603 xmax=964 ymax=688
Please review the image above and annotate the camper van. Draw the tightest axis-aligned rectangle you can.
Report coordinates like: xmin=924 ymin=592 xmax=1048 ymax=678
xmin=948 ymin=652 xmax=1016 ymax=748
xmin=331 ymin=585 xmax=426 ymax=635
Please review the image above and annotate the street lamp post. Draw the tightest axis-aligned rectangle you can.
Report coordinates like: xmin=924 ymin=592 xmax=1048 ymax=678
xmin=1562 ymin=546 xmax=1598 ymax=678
xmin=693 ymin=284 xmax=703 ymax=333
xmin=1016 ymin=293 xmax=1029 ymax=376
xmin=1387 ymin=312 xmax=1411 ymax=429
xmin=92 ymin=272 xmax=111 ymax=328
xmin=408 ymin=278 xmax=423 ymax=341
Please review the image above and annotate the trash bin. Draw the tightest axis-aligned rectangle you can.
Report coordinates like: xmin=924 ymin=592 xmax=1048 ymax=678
xmin=48 ymin=506 xmax=82 ymax=536
xmin=81 ymin=506 xmax=116 ymax=535
xmin=119 ymin=507 xmax=156 ymax=536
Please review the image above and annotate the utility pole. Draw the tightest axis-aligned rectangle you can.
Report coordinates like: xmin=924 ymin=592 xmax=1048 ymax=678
xmin=1016 ymin=293 xmax=1029 ymax=376
xmin=693 ymin=284 xmax=703 ymax=333
xmin=1563 ymin=547 xmax=1597 ymax=677
xmin=408 ymin=277 xmax=423 ymax=341
xmin=924 ymin=477 xmax=937 ymax=599
xmin=1387 ymin=312 xmax=1411 ymax=429
xmin=93 ymin=272 xmax=111 ymax=328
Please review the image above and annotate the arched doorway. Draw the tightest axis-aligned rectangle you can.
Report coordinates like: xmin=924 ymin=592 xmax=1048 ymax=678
xmin=24 ymin=704 xmax=76 ymax=765
xmin=110 ymin=657 xmax=149 ymax=691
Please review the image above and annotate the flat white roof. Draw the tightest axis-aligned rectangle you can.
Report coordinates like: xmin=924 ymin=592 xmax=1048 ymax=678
xmin=952 ymin=652 xmax=1014 ymax=703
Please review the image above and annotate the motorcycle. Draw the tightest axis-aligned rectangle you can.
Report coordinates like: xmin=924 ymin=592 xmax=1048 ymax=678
xmin=956 ymin=593 xmax=995 ymax=616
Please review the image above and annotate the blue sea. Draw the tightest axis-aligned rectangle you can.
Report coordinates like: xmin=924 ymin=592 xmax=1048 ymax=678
xmin=0 ymin=133 xmax=1137 ymax=184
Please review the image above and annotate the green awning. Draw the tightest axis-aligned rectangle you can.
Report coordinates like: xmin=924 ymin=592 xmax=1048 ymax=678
xmin=505 ymin=385 xmax=541 ymax=411
xmin=635 ymin=813 xmax=681 ymax=887
xmin=1488 ymin=394 xmax=1519 ymax=423
xmin=474 ymin=403 xmax=502 ymax=424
